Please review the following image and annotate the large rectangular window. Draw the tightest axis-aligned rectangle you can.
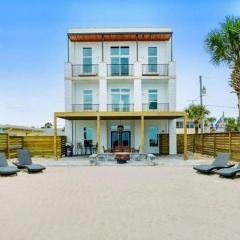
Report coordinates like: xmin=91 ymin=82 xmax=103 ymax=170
xmin=111 ymin=88 xmax=130 ymax=111
xmin=83 ymin=89 xmax=93 ymax=110
xmin=83 ymin=48 xmax=92 ymax=73
xmin=84 ymin=127 xmax=93 ymax=146
xmin=148 ymin=47 xmax=157 ymax=73
xmin=148 ymin=89 xmax=158 ymax=110
xmin=111 ymin=47 xmax=129 ymax=76
xmin=149 ymin=127 xmax=158 ymax=147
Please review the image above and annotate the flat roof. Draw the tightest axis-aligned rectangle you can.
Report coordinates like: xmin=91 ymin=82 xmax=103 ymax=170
xmin=68 ymin=27 xmax=172 ymax=35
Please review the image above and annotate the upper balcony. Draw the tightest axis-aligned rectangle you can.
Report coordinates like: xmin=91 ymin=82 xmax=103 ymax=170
xmin=107 ymin=64 xmax=134 ymax=76
xmin=65 ymin=62 xmax=175 ymax=78
xmin=72 ymin=104 xmax=99 ymax=112
xmin=142 ymin=103 xmax=169 ymax=112
xmin=107 ymin=104 xmax=134 ymax=112
xmin=72 ymin=64 xmax=98 ymax=77
xmin=71 ymin=103 xmax=170 ymax=112
xmin=142 ymin=64 xmax=168 ymax=76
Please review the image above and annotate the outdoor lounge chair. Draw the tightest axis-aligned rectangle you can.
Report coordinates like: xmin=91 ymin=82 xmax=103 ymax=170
xmin=216 ymin=163 xmax=240 ymax=178
xmin=16 ymin=149 xmax=46 ymax=173
xmin=0 ymin=153 xmax=19 ymax=176
xmin=193 ymin=153 xmax=233 ymax=174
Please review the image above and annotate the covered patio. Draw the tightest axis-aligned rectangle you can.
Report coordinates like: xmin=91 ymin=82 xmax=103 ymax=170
xmin=53 ymin=111 xmax=188 ymax=160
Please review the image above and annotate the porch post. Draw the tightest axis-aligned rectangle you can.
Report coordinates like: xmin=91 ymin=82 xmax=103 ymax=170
xmin=97 ymin=115 xmax=101 ymax=153
xmin=140 ymin=115 xmax=144 ymax=153
xmin=183 ymin=113 xmax=188 ymax=160
xmin=54 ymin=113 xmax=58 ymax=159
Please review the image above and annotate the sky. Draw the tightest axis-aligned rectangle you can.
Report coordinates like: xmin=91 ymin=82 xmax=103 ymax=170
xmin=0 ymin=0 xmax=239 ymax=128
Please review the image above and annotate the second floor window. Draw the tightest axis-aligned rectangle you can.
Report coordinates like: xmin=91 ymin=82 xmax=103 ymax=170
xmin=111 ymin=46 xmax=129 ymax=76
xmin=148 ymin=89 xmax=158 ymax=110
xmin=111 ymin=88 xmax=130 ymax=111
xmin=83 ymin=48 xmax=92 ymax=73
xmin=148 ymin=47 xmax=157 ymax=73
xmin=83 ymin=89 xmax=92 ymax=110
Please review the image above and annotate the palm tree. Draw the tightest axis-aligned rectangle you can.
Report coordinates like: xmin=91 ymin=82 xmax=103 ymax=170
xmin=205 ymin=16 xmax=240 ymax=120
xmin=42 ymin=122 xmax=53 ymax=128
xmin=224 ymin=117 xmax=238 ymax=132
xmin=185 ymin=104 xmax=210 ymax=134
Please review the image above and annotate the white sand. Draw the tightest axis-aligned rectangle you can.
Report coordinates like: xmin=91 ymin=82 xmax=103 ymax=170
xmin=0 ymin=166 xmax=240 ymax=240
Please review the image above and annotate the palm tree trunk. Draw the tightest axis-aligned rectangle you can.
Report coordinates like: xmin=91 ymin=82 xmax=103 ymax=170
xmin=194 ymin=121 xmax=199 ymax=134
xmin=237 ymin=94 xmax=240 ymax=124
xmin=230 ymin=64 xmax=240 ymax=123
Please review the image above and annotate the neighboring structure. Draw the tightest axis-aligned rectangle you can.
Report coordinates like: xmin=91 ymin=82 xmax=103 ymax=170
xmin=176 ymin=120 xmax=198 ymax=134
xmin=54 ymin=27 xmax=187 ymax=158
xmin=0 ymin=124 xmax=44 ymax=136
xmin=0 ymin=124 xmax=65 ymax=137
xmin=41 ymin=128 xmax=65 ymax=136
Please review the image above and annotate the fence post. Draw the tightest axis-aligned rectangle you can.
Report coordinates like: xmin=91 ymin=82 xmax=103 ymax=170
xmin=201 ymin=133 xmax=204 ymax=155
xmin=213 ymin=132 xmax=216 ymax=157
xmin=193 ymin=134 xmax=195 ymax=153
xmin=229 ymin=131 xmax=232 ymax=159
xmin=7 ymin=134 xmax=10 ymax=159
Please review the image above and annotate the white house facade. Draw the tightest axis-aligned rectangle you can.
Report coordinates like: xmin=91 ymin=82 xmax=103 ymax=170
xmin=54 ymin=28 xmax=188 ymax=158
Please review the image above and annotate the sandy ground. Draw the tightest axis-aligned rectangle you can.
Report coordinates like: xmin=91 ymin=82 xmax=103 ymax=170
xmin=0 ymin=166 xmax=240 ymax=240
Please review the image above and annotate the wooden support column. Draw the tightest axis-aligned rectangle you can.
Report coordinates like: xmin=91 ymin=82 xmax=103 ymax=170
xmin=97 ymin=115 xmax=101 ymax=153
xmin=183 ymin=113 xmax=188 ymax=160
xmin=140 ymin=115 xmax=145 ymax=153
xmin=54 ymin=114 xmax=58 ymax=159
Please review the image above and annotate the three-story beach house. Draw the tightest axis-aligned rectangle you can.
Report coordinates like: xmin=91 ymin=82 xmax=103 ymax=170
xmin=54 ymin=28 xmax=188 ymax=158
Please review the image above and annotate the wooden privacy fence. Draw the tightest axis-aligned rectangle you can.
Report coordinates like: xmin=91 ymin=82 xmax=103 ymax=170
xmin=177 ymin=132 xmax=240 ymax=161
xmin=0 ymin=134 xmax=66 ymax=159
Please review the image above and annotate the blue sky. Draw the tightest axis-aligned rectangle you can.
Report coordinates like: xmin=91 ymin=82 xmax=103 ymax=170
xmin=0 ymin=0 xmax=239 ymax=127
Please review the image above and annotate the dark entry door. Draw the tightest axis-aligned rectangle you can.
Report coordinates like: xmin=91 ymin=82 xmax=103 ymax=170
xmin=111 ymin=131 xmax=131 ymax=149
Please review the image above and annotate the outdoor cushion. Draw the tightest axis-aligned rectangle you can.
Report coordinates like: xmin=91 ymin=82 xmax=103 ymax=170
xmin=0 ymin=153 xmax=19 ymax=176
xmin=17 ymin=149 xmax=32 ymax=165
xmin=193 ymin=165 xmax=218 ymax=173
xmin=193 ymin=153 xmax=230 ymax=174
xmin=17 ymin=149 xmax=46 ymax=173
xmin=0 ymin=166 xmax=19 ymax=175
xmin=0 ymin=153 xmax=8 ymax=167
xmin=25 ymin=164 xmax=46 ymax=173
xmin=216 ymin=164 xmax=240 ymax=178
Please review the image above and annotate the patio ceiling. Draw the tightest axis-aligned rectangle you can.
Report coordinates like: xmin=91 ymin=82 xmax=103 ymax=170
xmin=68 ymin=33 xmax=172 ymax=42
xmin=54 ymin=112 xmax=185 ymax=120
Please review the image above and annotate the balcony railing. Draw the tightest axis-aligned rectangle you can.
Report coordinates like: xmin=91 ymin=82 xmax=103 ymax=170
xmin=72 ymin=64 xmax=98 ymax=77
xmin=107 ymin=64 xmax=133 ymax=76
xmin=142 ymin=103 xmax=169 ymax=112
xmin=142 ymin=64 xmax=168 ymax=76
xmin=107 ymin=104 xmax=134 ymax=112
xmin=72 ymin=104 xmax=99 ymax=112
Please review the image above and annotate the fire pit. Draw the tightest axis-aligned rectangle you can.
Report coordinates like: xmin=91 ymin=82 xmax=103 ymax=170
xmin=114 ymin=152 xmax=130 ymax=164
